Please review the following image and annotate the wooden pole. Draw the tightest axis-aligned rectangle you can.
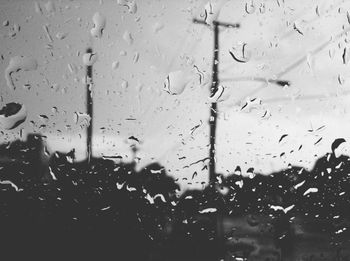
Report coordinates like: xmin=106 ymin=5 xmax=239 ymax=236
xmin=193 ymin=18 xmax=240 ymax=260
xmin=209 ymin=22 xmax=219 ymax=183
xmin=86 ymin=47 xmax=93 ymax=163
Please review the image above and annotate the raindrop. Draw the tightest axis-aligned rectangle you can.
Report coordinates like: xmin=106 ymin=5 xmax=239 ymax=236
xmin=34 ymin=1 xmax=43 ymax=14
xmin=306 ymin=53 xmax=313 ymax=69
xmin=51 ymin=107 xmax=58 ymax=113
xmin=82 ymin=52 xmax=98 ymax=66
xmin=247 ymin=167 xmax=255 ymax=178
xmin=48 ymin=166 xmax=57 ymax=180
xmin=208 ymin=85 xmax=227 ymax=103
xmin=338 ymin=74 xmax=345 ymax=85
xmin=112 ymin=61 xmax=119 ymax=69
xmin=314 ymin=137 xmax=322 ymax=145
xmin=315 ymin=5 xmax=320 ymax=16
xmin=245 ymin=1 xmax=255 ymax=14
xmin=164 ymin=70 xmax=190 ymax=95
xmin=133 ymin=52 xmax=139 ymax=63
xmin=67 ymin=63 xmax=78 ymax=74
xmin=121 ymin=80 xmax=128 ymax=89
xmin=229 ymin=43 xmax=251 ymax=63
xmin=278 ymin=134 xmax=288 ymax=143
xmin=55 ymin=32 xmax=67 ymax=40
xmin=90 ymin=12 xmax=106 ymax=38
xmin=270 ymin=204 xmax=294 ymax=214
xmin=259 ymin=3 xmax=265 ymax=14
xmin=293 ymin=21 xmax=304 ymax=35
xmin=261 ymin=109 xmax=271 ymax=119
xmin=43 ymin=24 xmax=53 ymax=42
xmin=5 ymin=56 xmax=38 ymax=90
xmin=202 ymin=2 xmax=219 ymax=25
xmin=234 ymin=166 xmax=241 ymax=175
xmin=342 ymin=47 xmax=349 ymax=64
xmin=73 ymin=112 xmax=91 ymax=126
xmin=38 ymin=114 xmax=49 ymax=124
xmin=240 ymin=97 xmax=262 ymax=112
xmin=153 ymin=22 xmax=164 ymax=33
xmin=127 ymin=1 xmax=137 ymax=14
xmin=123 ymin=30 xmax=133 ymax=45
xmin=199 ymin=208 xmax=217 ymax=214
xmin=0 ymin=180 xmax=22 ymax=192
xmin=0 ymin=103 xmax=27 ymax=130
xmin=23 ymin=83 xmax=31 ymax=90
xmin=135 ymin=81 xmax=143 ymax=92
xmin=303 ymin=187 xmax=318 ymax=196
xmin=44 ymin=1 xmax=55 ymax=15
xmin=332 ymin=138 xmax=346 ymax=157
xmin=294 ymin=180 xmax=305 ymax=189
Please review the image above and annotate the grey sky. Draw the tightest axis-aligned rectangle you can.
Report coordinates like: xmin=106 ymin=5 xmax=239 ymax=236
xmin=1 ymin=0 xmax=350 ymax=190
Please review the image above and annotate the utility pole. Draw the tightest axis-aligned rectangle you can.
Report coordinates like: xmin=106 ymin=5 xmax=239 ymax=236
xmin=193 ymin=19 xmax=240 ymax=183
xmin=193 ymin=18 xmax=240 ymax=261
xmin=193 ymin=12 xmax=295 ymax=261
xmin=86 ymin=47 xmax=93 ymax=163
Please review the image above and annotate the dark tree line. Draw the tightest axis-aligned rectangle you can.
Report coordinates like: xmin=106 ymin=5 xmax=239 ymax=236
xmin=0 ymin=135 xmax=350 ymax=260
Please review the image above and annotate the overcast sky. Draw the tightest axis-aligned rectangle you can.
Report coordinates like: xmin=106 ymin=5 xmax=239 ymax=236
xmin=1 ymin=0 xmax=350 ymax=189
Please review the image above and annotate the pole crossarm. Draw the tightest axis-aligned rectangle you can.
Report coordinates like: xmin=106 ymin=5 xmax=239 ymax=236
xmin=220 ymin=76 xmax=291 ymax=87
xmin=193 ymin=18 xmax=240 ymax=28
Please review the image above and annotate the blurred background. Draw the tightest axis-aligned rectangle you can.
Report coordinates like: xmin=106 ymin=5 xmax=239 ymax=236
xmin=1 ymin=1 xmax=350 ymax=260
xmin=2 ymin=0 xmax=350 ymax=190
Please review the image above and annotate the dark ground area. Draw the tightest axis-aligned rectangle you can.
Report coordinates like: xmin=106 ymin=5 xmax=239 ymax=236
xmin=0 ymin=134 xmax=350 ymax=261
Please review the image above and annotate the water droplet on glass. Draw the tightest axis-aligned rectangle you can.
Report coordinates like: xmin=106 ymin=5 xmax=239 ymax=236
xmin=55 ymin=32 xmax=67 ymax=40
xmin=38 ymin=114 xmax=49 ymax=124
xmin=112 ymin=60 xmax=119 ymax=69
xmin=240 ymin=97 xmax=262 ymax=112
xmin=5 ymin=56 xmax=38 ymax=90
xmin=123 ymin=30 xmax=133 ymax=45
xmin=164 ymin=70 xmax=190 ymax=95
xmin=90 ymin=12 xmax=106 ymax=38
xmin=118 ymin=0 xmax=137 ymax=14
xmin=82 ymin=52 xmax=98 ymax=66
xmin=259 ymin=3 xmax=265 ymax=14
xmin=202 ymin=2 xmax=220 ymax=25
xmin=303 ymin=187 xmax=318 ymax=196
xmin=245 ymin=0 xmax=256 ymax=14
xmin=121 ymin=80 xmax=128 ymax=89
xmin=338 ymin=74 xmax=345 ymax=85
xmin=44 ymin=1 xmax=55 ymax=15
xmin=43 ymin=24 xmax=53 ymax=42
xmin=153 ymin=22 xmax=164 ymax=33
xmin=73 ymin=112 xmax=91 ymax=126
xmin=51 ymin=107 xmax=58 ymax=114
xmin=34 ymin=1 xmax=43 ymax=14
xmin=229 ymin=43 xmax=251 ymax=63
xmin=208 ymin=85 xmax=228 ymax=103
xmin=133 ymin=52 xmax=139 ymax=63
xmin=67 ymin=63 xmax=78 ymax=74
xmin=128 ymin=1 xmax=137 ymax=14
xmin=0 ymin=102 xmax=27 ymax=130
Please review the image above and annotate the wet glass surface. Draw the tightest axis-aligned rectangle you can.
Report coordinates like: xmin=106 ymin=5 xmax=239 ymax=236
xmin=0 ymin=0 xmax=350 ymax=260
